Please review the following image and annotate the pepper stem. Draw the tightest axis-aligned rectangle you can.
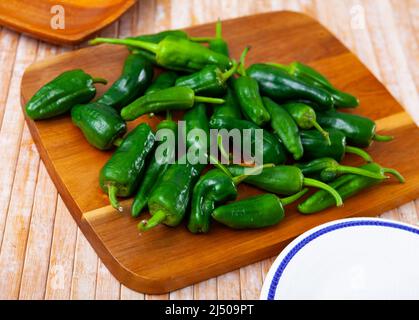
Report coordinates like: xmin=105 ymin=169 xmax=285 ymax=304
xmin=221 ymin=60 xmax=238 ymax=82
xmin=166 ymin=110 xmax=172 ymax=121
xmin=345 ymin=146 xmax=373 ymax=162
xmin=232 ymin=163 xmax=274 ymax=185
xmin=280 ymin=188 xmax=309 ymax=206
xmin=216 ymin=18 xmax=222 ymax=39
xmin=89 ymin=37 xmax=159 ymax=54
xmin=113 ymin=138 xmax=123 ymax=147
xmin=108 ymin=185 xmax=123 ymax=212
xmin=373 ymin=134 xmax=394 ymax=142
xmin=208 ymin=153 xmax=233 ymax=178
xmin=337 ymin=165 xmax=387 ymax=180
xmin=217 ymin=134 xmax=231 ymax=163
xmin=138 ymin=210 xmax=167 ymax=232
xmin=383 ymin=168 xmax=405 ymax=183
xmin=238 ymin=46 xmax=250 ymax=76
xmin=92 ymin=77 xmax=108 ymax=85
xmin=311 ymin=121 xmax=331 ymax=145
xmin=303 ymin=178 xmax=343 ymax=207
xmin=194 ymin=96 xmax=225 ymax=104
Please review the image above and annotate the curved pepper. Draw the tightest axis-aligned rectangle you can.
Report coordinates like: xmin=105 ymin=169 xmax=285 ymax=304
xmin=263 ymin=97 xmax=303 ymax=160
xmin=25 ymin=69 xmax=107 ymax=120
xmin=211 ymin=190 xmax=308 ymax=229
xmin=300 ymin=129 xmax=373 ymax=163
xmin=209 ymin=116 xmax=287 ymax=165
xmin=120 ymin=86 xmax=224 ymax=121
xmin=131 ymin=115 xmax=177 ymax=217
xmin=269 ymin=61 xmax=359 ymax=108
xmin=226 ymin=165 xmax=343 ymax=206
xmin=298 ymin=162 xmax=405 ymax=214
xmin=233 ymin=48 xmax=271 ymax=126
xmin=210 ymin=86 xmax=242 ymax=120
xmin=71 ymin=102 xmax=127 ymax=150
xmin=144 ymin=71 xmax=178 ymax=95
xmin=296 ymin=157 xmax=388 ymax=182
xmin=96 ymin=54 xmax=153 ymax=109
xmin=90 ymin=35 xmax=231 ymax=73
xmin=99 ymin=123 xmax=155 ymax=212
xmin=246 ymin=63 xmax=334 ymax=110
xmin=282 ymin=102 xmax=330 ymax=144
xmin=175 ymin=62 xmax=238 ymax=97
xmin=316 ymin=110 xmax=393 ymax=147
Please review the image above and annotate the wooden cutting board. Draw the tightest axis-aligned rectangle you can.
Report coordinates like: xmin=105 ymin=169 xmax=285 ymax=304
xmin=20 ymin=11 xmax=419 ymax=294
xmin=0 ymin=0 xmax=136 ymax=45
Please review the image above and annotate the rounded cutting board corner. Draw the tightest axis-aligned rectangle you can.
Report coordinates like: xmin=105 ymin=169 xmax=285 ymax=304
xmin=261 ymin=217 xmax=419 ymax=300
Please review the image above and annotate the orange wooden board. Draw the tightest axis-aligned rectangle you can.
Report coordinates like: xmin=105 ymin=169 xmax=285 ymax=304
xmin=0 ymin=0 xmax=136 ymax=45
xmin=20 ymin=12 xmax=419 ymax=294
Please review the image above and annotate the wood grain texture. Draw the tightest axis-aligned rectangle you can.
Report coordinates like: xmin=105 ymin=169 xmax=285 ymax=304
xmin=0 ymin=0 xmax=417 ymax=299
xmin=0 ymin=0 xmax=136 ymax=45
xmin=19 ymin=11 xmax=419 ymax=294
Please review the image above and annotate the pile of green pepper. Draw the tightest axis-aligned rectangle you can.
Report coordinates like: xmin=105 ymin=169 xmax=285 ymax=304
xmin=25 ymin=20 xmax=404 ymax=234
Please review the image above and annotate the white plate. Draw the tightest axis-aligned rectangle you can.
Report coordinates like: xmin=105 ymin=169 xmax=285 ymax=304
xmin=260 ymin=218 xmax=419 ymax=300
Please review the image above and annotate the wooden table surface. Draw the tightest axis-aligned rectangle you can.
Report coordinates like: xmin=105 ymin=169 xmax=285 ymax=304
xmin=0 ymin=0 xmax=417 ymax=300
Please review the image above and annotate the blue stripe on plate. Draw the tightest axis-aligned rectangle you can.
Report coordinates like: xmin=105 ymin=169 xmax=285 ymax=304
xmin=267 ymin=219 xmax=419 ymax=300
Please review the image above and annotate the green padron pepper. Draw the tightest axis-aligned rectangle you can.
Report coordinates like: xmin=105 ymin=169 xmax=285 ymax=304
xmin=99 ymin=123 xmax=155 ymax=212
xmin=210 ymin=86 xmax=242 ymax=120
xmin=71 ymin=102 xmax=126 ymax=150
xmin=208 ymin=19 xmax=230 ymax=57
xmin=144 ymin=71 xmax=178 ymax=95
xmin=25 ymin=69 xmax=107 ymax=120
xmin=96 ymin=54 xmax=153 ymax=109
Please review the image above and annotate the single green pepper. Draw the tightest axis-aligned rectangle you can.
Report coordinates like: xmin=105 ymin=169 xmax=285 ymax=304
xmin=282 ymin=102 xmax=330 ymax=144
xmin=269 ymin=61 xmax=359 ymax=108
xmin=25 ymin=69 xmax=107 ymax=120
xmin=90 ymin=35 xmax=231 ymax=72
xmin=208 ymin=19 xmax=230 ymax=57
xmin=316 ymin=110 xmax=393 ymax=147
xmin=226 ymin=165 xmax=343 ymax=206
xmin=71 ymin=102 xmax=127 ymax=150
xmin=128 ymin=30 xmax=189 ymax=43
xmin=212 ymin=190 xmax=308 ymax=229
xmin=144 ymin=71 xmax=178 ymax=95
xmin=246 ymin=63 xmax=334 ymax=110
xmin=120 ymin=86 xmax=224 ymax=121
xmin=300 ymin=129 xmax=373 ymax=162
xmin=210 ymin=87 xmax=242 ymax=120
xmin=296 ymin=157 xmax=387 ymax=182
xmin=96 ymin=54 xmax=153 ymax=109
xmin=99 ymin=123 xmax=155 ymax=211
xmin=131 ymin=115 xmax=177 ymax=217
xmin=183 ymin=103 xmax=210 ymax=159
xmin=209 ymin=116 xmax=287 ymax=165
xmin=298 ymin=162 xmax=405 ymax=214
xmin=174 ymin=62 xmax=238 ymax=97
xmin=263 ymin=97 xmax=303 ymax=160
xmin=233 ymin=48 xmax=271 ymax=126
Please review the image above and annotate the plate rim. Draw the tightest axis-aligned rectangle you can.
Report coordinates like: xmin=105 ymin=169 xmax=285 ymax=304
xmin=260 ymin=217 xmax=419 ymax=300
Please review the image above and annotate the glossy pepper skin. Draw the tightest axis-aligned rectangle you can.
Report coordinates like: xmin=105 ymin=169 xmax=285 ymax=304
xmin=120 ymin=86 xmax=224 ymax=121
xmin=316 ymin=110 xmax=393 ymax=148
xmin=128 ymin=30 xmax=188 ymax=43
xmin=210 ymin=87 xmax=242 ymax=120
xmin=144 ymin=71 xmax=178 ymax=95
xmin=188 ymin=169 xmax=238 ymax=233
xmin=99 ymin=123 xmax=155 ymax=211
xmin=246 ymin=63 xmax=334 ymax=110
xmin=184 ymin=103 xmax=210 ymax=159
xmin=269 ymin=61 xmax=359 ymax=108
xmin=96 ymin=54 xmax=153 ymax=109
xmin=226 ymin=165 xmax=343 ymax=206
xmin=212 ymin=191 xmax=307 ymax=229
xmin=208 ymin=19 xmax=230 ymax=57
xmin=71 ymin=102 xmax=127 ymax=150
xmin=131 ymin=118 xmax=177 ymax=217
xmin=233 ymin=48 xmax=270 ymax=126
xmin=90 ymin=35 xmax=231 ymax=73
xmin=25 ymin=69 xmax=107 ymax=120
xmin=175 ymin=62 xmax=237 ymax=97
xmin=263 ymin=97 xmax=303 ymax=160
xmin=209 ymin=116 xmax=287 ymax=165
xmin=282 ymin=102 xmax=330 ymax=144
xmin=298 ymin=162 xmax=405 ymax=214
xmin=300 ymin=129 xmax=373 ymax=163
